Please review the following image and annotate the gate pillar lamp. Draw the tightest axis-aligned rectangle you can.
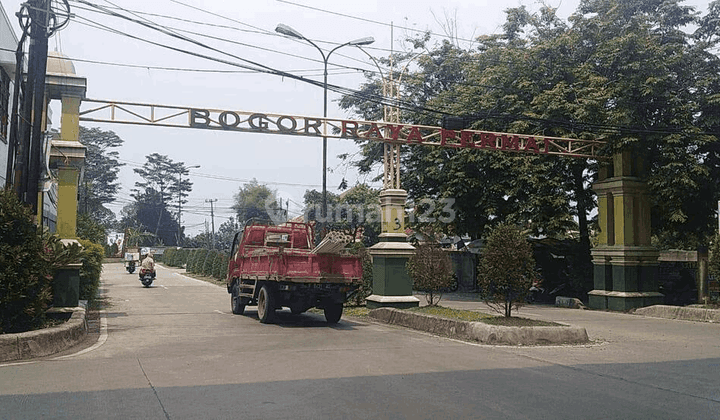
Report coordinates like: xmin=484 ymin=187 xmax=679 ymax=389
xmin=177 ymin=164 xmax=200 ymax=247
xmin=275 ymin=23 xmax=374 ymax=225
xmin=350 ymin=48 xmax=419 ymax=309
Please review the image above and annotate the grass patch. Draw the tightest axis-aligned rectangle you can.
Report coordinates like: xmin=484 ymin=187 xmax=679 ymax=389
xmin=409 ymin=305 xmax=561 ymax=327
xmin=479 ymin=316 xmax=560 ymax=327
xmin=343 ymin=306 xmax=370 ymax=318
xmin=410 ymin=305 xmax=493 ymax=322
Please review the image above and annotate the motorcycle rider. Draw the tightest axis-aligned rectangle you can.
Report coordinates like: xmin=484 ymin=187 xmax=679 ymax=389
xmin=139 ymin=251 xmax=156 ymax=279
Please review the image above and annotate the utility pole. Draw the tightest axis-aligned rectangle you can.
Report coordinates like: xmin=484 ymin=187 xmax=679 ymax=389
xmin=205 ymin=199 xmax=217 ymax=249
xmin=10 ymin=1 xmax=70 ymax=212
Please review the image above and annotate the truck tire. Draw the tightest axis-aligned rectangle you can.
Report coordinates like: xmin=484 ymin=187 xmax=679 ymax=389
xmin=324 ymin=303 xmax=343 ymax=324
xmin=257 ymin=285 xmax=276 ymax=323
xmin=231 ymin=283 xmax=246 ymax=315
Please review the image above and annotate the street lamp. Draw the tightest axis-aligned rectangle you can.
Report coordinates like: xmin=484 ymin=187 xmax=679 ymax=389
xmin=178 ymin=164 xmax=200 ymax=247
xmin=275 ymin=23 xmax=374 ymax=224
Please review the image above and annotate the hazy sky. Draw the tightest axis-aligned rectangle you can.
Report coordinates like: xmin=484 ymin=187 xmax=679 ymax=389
xmin=0 ymin=0 xmax=712 ymax=236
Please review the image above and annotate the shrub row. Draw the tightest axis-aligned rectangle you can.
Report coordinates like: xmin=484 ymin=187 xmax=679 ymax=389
xmin=164 ymin=247 xmax=228 ymax=280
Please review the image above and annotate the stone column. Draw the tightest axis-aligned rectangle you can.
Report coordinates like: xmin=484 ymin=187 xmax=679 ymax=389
xmin=589 ymin=150 xmax=663 ymax=310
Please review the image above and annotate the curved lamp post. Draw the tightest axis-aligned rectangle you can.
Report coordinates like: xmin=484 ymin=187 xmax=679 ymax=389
xmin=275 ymin=23 xmax=374 ymax=223
xmin=178 ymin=164 xmax=200 ymax=247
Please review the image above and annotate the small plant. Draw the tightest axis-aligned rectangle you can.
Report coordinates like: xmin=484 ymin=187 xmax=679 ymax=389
xmin=407 ymin=241 xmax=454 ymax=306
xmin=477 ymin=223 xmax=537 ymax=317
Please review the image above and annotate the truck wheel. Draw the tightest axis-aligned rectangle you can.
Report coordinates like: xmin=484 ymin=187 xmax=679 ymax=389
xmin=257 ymin=285 xmax=276 ymax=323
xmin=324 ymin=303 xmax=343 ymax=324
xmin=231 ymin=283 xmax=245 ymax=315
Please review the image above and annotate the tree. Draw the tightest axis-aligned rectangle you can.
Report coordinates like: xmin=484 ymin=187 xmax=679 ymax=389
xmin=120 ymin=189 xmax=179 ymax=246
xmin=341 ymin=0 xmax=720 ymax=254
xmin=232 ymin=179 xmax=281 ymax=224
xmin=216 ymin=217 xmax=240 ymax=251
xmin=131 ymin=153 xmax=194 ymax=245
xmin=406 ymin=231 xmax=454 ymax=306
xmin=78 ymin=126 xmax=124 ymax=229
xmin=477 ymin=223 xmax=537 ymax=317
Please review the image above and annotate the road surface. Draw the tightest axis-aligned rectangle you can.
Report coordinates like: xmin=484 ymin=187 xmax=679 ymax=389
xmin=1 ymin=263 xmax=718 ymax=419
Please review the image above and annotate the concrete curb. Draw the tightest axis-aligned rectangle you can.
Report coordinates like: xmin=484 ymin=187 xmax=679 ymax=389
xmin=0 ymin=306 xmax=88 ymax=362
xmin=634 ymin=305 xmax=720 ymax=323
xmin=368 ymin=308 xmax=589 ymax=346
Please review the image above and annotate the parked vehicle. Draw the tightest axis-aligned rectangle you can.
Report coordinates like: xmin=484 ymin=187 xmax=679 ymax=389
xmin=226 ymin=221 xmax=363 ymax=324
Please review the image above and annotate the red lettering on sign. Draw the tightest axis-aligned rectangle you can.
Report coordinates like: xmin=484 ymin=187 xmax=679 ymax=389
xmin=385 ymin=125 xmax=404 ymax=140
xmin=342 ymin=121 xmax=359 ymax=138
xmin=460 ymin=131 xmax=474 ymax=148
xmin=501 ymin=135 xmax=519 ymax=150
xmin=480 ymin=133 xmax=496 ymax=149
xmin=441 ymin=129 xmax=456 ymax=147
xmin=407 ymin=126 xmax=424 ymax=143
xmin=367 ymin=123 xmax=383 ymax=139
xmin=524 ymin=137 xmax=540 ymax=154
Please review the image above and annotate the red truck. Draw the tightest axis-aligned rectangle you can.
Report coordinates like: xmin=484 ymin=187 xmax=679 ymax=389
xmin=226 ymin=221 xmax=363 ymax=324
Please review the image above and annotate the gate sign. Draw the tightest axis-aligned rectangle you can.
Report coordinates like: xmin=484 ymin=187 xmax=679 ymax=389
xmin=79 ymin=99 xmax=605 ymax=159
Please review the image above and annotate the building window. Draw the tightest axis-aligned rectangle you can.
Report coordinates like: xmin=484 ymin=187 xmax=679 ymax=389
xmin=0 ymin=67 xmax=10 ymax=144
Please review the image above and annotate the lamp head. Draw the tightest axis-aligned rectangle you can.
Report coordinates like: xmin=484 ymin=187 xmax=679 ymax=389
xmin=349 ymin=37 xmax=375 ymax=46
xmin=275 ymin=24 xmax=304 ymax=40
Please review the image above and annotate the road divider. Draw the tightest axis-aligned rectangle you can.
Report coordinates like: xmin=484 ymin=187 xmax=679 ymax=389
xmin=369 ymin=307 xmax=589 ymax=346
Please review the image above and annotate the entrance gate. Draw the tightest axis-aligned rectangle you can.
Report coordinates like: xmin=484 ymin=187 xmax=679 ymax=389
xmin=50 ymin=81 xmax=657 ymax=310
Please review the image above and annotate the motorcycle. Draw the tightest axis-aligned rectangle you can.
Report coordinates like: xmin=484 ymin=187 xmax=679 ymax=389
xmin=139 ymin=268 xmax=156 ymax=287
xmin=125 ymin=260 xmax=136 ymax=274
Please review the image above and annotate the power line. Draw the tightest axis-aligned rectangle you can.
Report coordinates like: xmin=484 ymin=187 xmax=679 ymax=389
xmin=275 ymin=0 xmax=480 ymax=46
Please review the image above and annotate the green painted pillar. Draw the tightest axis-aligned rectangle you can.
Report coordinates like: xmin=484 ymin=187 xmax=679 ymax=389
xmin=366 ymin=189 xmax=420 ymax=309
xmin=589 ymin=150 xmax=663 ymax=310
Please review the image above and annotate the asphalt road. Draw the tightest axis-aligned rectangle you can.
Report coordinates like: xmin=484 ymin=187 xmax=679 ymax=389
xmin=0 ymin=263 xmax=719 ymax=419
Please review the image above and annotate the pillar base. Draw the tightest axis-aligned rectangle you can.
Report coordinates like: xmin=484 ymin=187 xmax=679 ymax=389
xmin=53 ymin=262 xmax=81 ymax=308
xmin=366 ymin=294 xmax=420 ymax=309
xmin=588 ymin=290 xmax=664 ymax=311
xmin=368 ymin=238 xmax=418 ymax=309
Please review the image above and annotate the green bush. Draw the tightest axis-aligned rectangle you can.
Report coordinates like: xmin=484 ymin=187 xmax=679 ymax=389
xmin=348 ymin=242 xmax=373 ymax=306
xmin=78 ymin=239 xmax=104 ymax=302
xmin=202 ymin=250 xmax=220 ymax=277
xmin=0 ymin=189 xmax=53 ymax=333
xmin=189 ymin=249 xmax=208 ymax=274
xmin=407 ymin=242 xmax=454 ymax=306
xmin=212 ymin=251 xmax=228 ymax=279
xmin=477 ymin=223 xmax=537 ymax=317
